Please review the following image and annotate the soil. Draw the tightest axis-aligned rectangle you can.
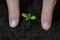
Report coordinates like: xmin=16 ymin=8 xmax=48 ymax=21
xmin=0 ymin=0 xmax=60 ymax=40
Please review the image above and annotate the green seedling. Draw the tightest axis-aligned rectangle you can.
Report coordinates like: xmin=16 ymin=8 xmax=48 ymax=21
xmin=22 ymin=13 xmax=36 ymax=21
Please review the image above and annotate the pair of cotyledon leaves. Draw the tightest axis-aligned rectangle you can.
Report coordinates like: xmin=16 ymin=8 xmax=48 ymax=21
xmin=22 ymin=13 xmax=36 ymax=21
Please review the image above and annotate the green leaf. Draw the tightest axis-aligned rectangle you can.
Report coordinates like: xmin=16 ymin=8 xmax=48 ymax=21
xmin=26 ymin=18 xmax=29 ymax=21
xmin=30 ymin=16 xmax=36 ymax=20
xmin=28 ymin=13 xmax=31 ymax=18
xmin=22 ymin=13 xmax=28 ymax=18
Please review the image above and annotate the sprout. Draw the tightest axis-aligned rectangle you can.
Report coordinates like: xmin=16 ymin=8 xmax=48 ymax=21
xmin=22 ymin=13 xmax=36 ymax=21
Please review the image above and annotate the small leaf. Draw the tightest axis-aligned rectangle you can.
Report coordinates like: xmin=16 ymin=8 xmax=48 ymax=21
xmin=22 ymin=13 xmax=28 ymax=18
xmin=28 ymin=13 xmax=31 ymax=18
xmin=30 ymin=16 xmax=36 ymax=20
xmin=26 ymin=18 xmax=29 ymax=21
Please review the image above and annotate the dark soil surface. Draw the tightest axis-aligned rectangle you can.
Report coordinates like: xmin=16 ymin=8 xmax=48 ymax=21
xmin=0 ymin=0 xmax=60 ymax=40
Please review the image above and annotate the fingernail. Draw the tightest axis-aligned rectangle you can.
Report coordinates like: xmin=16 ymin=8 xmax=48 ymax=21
xmin=10 ymin=19 xmax=17 ymax=28
xmin=42 ymin=22 xmax=51 ymax=30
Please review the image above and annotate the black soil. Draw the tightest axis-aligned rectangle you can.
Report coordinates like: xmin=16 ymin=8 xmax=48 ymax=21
xmin=0 ymin=0 xmax=60 ymax=40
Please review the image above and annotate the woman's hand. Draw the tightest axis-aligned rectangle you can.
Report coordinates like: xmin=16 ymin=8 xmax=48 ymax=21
xmin=6 ymin=0 xmax=20 ymax=28
xmin=6 ymin=0 xmax=57 ymax=31
xmin=41 ymin=0 xmax=57 ymax=30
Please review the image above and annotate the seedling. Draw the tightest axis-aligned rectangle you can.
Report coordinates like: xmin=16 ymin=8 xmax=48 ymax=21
xmin=22 ymin=13 xmax=36 ymax=21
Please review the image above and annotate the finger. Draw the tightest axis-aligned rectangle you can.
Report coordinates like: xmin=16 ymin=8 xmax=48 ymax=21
xmin=6 ymin=0 xmax=20 ymax=28
xmin=41 ymin=0 xmax=57 ymax=30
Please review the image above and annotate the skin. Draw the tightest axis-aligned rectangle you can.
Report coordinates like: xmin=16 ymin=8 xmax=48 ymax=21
xmin=6 ymin=0 xmax=57 ymax=30
xmin=41 ymin=0 xmax=57 ymax=30
xmin=6 ymin=0 xmax=20 ymax=28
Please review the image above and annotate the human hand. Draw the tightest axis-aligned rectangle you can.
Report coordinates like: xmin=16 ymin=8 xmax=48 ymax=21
xmin=6 ymin=0 xmax=20 ymax=28
xmin=6 ymin=0 xmax=57 ymax=31
xmin=41 ymin=0 xmax=57 ymax=30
